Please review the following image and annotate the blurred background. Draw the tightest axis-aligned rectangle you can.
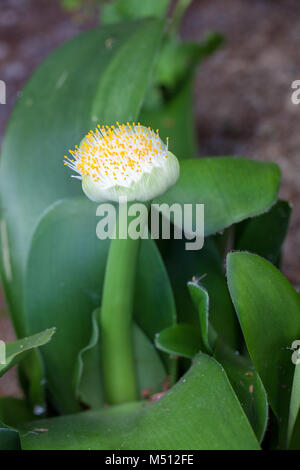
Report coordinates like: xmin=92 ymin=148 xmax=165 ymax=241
xmin=0 ymin=0 xmax=300 ymax=396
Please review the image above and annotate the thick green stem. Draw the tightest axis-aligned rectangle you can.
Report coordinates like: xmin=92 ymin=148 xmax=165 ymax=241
xmin=100 ymin=203 xmax=146 ymax=405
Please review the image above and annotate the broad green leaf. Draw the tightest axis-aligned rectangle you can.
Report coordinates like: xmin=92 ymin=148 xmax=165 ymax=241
xmin=101 ymin=0 xmax=170 ymax=24
xmin=0 ymin=18 xmax=164 ymax=339
xmin=160 ymin=238 xmax=240 ymax=349
xmin=20 ymin=354 xmax=260 ymax=450
xmin=155 ymin=324 xmax=203 ymax=359
xmin=235 ymin=200 xmax=291 ymax=263
xmin=0 ymin=328 xmax=55 ymax=378
xmin=74 ymin=309 xmax=167 ymax=409
xmin=188 ymin=282 xmax=212 ymax=353
xmin=25 ymin=198 xmax=108 ymax=413
xmin=0 ymin=422 xmax=21 ymax=450
xmin=0 ymin=398 xmax=34 ymax=428
xmin=25 ymin=198 xmax=175 ymax=413
xmin=155 ymin=158 xmax=281 ymax=236
xmin=227 ymin=252 xmax=300 ymax=439
xmin=214 ymin=342 xmax=268 ymax=442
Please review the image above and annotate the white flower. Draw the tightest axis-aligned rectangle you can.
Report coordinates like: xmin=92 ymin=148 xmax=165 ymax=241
xmin=64 ymin=122 xmax=180 ymax=202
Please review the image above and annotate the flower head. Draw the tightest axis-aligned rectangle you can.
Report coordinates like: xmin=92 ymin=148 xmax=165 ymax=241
xmin=64 ymin=122 xmax=179 ymax=202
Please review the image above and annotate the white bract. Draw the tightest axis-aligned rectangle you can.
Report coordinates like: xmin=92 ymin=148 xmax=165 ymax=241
xmin=64 ymin=122 xmax=180 ymax=202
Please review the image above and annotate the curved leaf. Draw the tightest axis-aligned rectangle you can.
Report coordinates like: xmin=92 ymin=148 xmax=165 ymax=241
xmin=155 ymin=324 xmax=203 ymax=359
xmin=73 ymin=310 xmax=105 ymax=409
xmin=20 ymin=354 xmax=260 ymax=450
xmin=188 ymin=282 xmax=212 ymax=353
xmin=0 ymin=328 xmax=55 ymax=378
xmin=161 ymin=238 xmax=240 ymax=349
xmin=227 ymin=252 xmax=300 ymax=440
xmin=214 ymin=342 xmax=268 ymax=442
xmin=155 ymin=158 xmax=281 ymax=237
xmin=74 ymin=309 xmax=166 ymax=409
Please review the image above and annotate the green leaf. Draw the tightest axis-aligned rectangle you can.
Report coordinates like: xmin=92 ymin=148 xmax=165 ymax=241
xmin=0 ymin=328 xmax=55 ymax=378
xmin=288 ymin=350 xmax=300 ymax=448
xmin=140 ymin=77 xmax=197 ymax=160
xmin=74 ymin=309 xmax=167 ymax=409
xmin=101 ymin=0 xmax=170 ymax=24
xmin=133 ymin=324 xmax=167 ymax=398
xmin=214 ymin=342 xmax=268 ymax=442
xmin=17 ymin=349 xmax=46 ymax=415
xmin=25 ymin=198 xmax=175 ymax=413
xmin=134 ymin=236 xmax=176 ymax=342
xmin=235 ymin=200 xmax=291 ymax=263
xmin=187 ymin=282 xmax=212 ymax=353
xmin=0 ymin=18 xmax=164 ymax=339
xmin=141 ymin=33 xmax=223 ymax=158
xmin=155 ymin=158 xmax=281 ymax=237
xmin=161 ymin=238 xmax=240 ymax=349
xmin=0 ymin=422 xmax=21 ymax=450
xmin=25 ymin=198 xmax=108 ymax=413
xmin=73 ymin=309 xmax=105 ymax=409
xmin=227 ymin=252 xmax=300 ymax=439
xmin=20 ymin=354 xmax=260 ymax=450
xmin=155 ymin=324 xmax=203 ymax=359
xmin=0 ymin=398 xmax=35 ymax=428
xmin=155 ymin=33 xmax=224 ymax=91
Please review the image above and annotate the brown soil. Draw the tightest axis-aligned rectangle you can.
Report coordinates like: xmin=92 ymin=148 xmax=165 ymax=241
xmin=182 ymin=0 xmax=300 ymax=287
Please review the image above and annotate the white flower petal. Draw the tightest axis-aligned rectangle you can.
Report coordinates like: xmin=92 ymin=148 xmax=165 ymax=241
xmin=64 ymin=123 xmax=179 ymax=202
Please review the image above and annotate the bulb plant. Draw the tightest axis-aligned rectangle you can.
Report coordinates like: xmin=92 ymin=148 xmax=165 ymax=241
xmin=0 ymin=0 xmax=300 ymax=451
xmin=64 ymin=122 xmax=179 ymax=406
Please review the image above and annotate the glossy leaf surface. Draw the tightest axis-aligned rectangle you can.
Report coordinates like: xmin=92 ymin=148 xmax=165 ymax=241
xmin=21 ymin=354 xmax=260 ymax=450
